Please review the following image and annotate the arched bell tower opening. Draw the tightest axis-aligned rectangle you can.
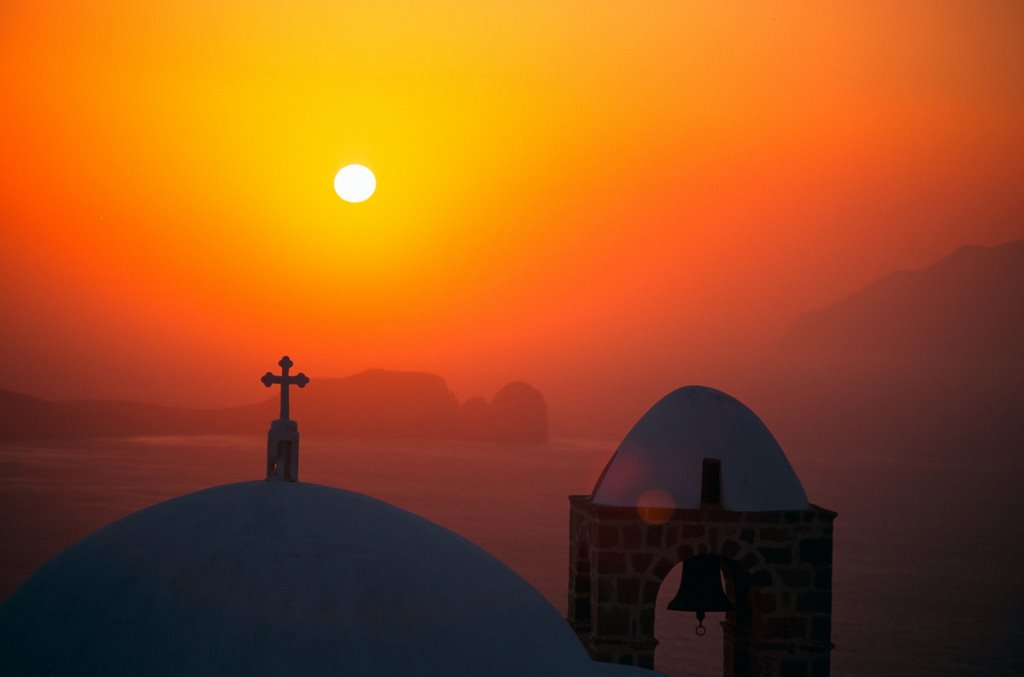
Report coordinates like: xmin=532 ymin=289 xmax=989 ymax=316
xmin=653 ymin=558 xmax=733 ymax=675
xmin=567 ymin=386 xmax=836 ymax=676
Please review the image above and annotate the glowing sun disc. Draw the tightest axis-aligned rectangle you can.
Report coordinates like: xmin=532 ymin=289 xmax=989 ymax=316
xmin=334 ymin=164 xmax=376 ymax=203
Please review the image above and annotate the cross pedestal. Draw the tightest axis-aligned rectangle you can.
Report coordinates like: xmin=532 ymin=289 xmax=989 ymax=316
xmin=267 ymin=419 xmax=300 ymax=482
xmin=261 ymin=356 xmax=309 ymax=483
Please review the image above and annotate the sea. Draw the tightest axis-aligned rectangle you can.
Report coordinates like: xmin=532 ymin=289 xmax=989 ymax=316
xmin=1 ymin=434 xmax=1022 ymax=676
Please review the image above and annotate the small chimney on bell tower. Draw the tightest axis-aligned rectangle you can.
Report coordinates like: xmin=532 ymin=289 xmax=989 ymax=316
xmin=261 ymin=355 xmax=309 ymax=482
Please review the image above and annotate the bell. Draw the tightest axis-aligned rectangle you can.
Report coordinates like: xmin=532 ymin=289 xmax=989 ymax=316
xmin=667 ymin=555 xmax=734 ymax=636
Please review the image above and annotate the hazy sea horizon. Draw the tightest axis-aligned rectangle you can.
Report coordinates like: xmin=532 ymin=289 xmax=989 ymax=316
xmin=1 ymin=435 xmax=1021 ymax=676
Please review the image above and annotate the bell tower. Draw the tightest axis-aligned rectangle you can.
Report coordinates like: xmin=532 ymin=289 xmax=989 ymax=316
xmin=567 ymin=386 xmax=836 ymax=676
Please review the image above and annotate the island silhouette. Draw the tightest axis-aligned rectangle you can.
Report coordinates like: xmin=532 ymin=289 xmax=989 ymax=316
xmin=0 ymin=369 xmax=548 ymax=443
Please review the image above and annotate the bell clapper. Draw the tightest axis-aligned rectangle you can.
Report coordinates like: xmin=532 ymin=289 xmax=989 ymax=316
xmin=695 ymin=610 xmax=707 ymax=636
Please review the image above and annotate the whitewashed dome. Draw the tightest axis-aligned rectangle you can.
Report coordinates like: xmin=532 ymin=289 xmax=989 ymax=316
xmin=592 ymin=386 xmax=808 ymax=511
xmin=0 ymin=482 xmax=644 ymax=675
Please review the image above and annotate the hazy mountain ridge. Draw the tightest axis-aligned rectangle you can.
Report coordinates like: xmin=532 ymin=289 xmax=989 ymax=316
xmin=0 ymin=369 xmax=547 ymax=443
xmin=758 ymin=240 xmax=1024 ymax=461
xmin=780 ymin=240 xmax=1024 ymax=360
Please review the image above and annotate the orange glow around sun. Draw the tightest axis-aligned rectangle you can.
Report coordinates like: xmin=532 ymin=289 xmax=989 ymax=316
xmin=1 ymin=1 xmax=1022 ymax=408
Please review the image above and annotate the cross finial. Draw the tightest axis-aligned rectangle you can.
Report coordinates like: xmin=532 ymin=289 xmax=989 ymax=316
xmin=261 ymin=355 xmax=310 ymax=420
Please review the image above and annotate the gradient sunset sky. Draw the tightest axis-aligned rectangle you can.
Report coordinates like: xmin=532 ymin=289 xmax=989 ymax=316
xmin=1 ymin=2 xmax=1022 ymax=419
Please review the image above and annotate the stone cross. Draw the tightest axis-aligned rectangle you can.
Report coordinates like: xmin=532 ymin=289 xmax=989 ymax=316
xmin=261 ymin=356 xmax=309 ymax=421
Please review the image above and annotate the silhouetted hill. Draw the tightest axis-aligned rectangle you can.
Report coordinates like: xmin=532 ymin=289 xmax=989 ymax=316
xmin=0 ymin=389 xmax=266 ymax=439
xmin=490 ymin=383 xmax=548 ymax=443
xmin=781 ymin=240 xmax=1024 ymax=361
xmin=0 ymin=370 xmax=549 ymax=443
xmin=761 ymin=240 xmax=1024 ymax=462
xmin=301 ymin=370 xmax=460 ymax=438
xmin=455 ymin=383 xmax=548 ymax=443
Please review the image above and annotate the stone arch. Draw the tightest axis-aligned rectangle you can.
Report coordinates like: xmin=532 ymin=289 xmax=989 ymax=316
xmin=648 ymin=541 xmax=773 ymax=674
xmin=567 ymin=496 xmax=835 ymax=676
xmin=663 ymin=559 xmax=721 ymax=664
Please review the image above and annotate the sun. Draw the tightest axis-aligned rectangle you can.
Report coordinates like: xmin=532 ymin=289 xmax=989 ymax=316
xmin=334 ymin=164 xmax=376 ymax=203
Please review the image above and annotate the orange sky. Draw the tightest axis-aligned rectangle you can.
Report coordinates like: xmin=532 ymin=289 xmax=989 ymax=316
xmin=1 ymin=2 xmax=1022 ymax=421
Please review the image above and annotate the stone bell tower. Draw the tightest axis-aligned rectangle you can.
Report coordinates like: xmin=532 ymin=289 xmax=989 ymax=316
xmin=567 ymin=386 xmax=836 ymax=676
xmin=261 ymin=355 xmax=310 ymax=482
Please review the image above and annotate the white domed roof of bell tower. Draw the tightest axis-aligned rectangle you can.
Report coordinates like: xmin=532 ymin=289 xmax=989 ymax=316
xmin=592 ymin=386 xmax=808 ymax=511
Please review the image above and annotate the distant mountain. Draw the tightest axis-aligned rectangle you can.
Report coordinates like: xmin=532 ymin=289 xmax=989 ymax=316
xmin=0 ymin=390 xmax=264 ymax=440
xmin=0 ymin=370 xmax=548 ymax=443
xmin=301 ymin=370 xmax=459 ymax=438
xmin=456 ymin=382 xmax=548 ymax=444
xmin=759 ymin=240 xmax=1024 ymax=460
xmin=780 ymin=240 xmax=1024 ymax=360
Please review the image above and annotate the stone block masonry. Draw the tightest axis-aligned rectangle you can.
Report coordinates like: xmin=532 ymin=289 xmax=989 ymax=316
xmin=567 ymin=496 xmax=836 ymax=676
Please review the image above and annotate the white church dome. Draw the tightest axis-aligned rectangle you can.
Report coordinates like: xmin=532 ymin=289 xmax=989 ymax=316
xmin=592 ymin=386 xmax=809 ymax=511
xmin=0 ymin=481 xmax=644 ymax=675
